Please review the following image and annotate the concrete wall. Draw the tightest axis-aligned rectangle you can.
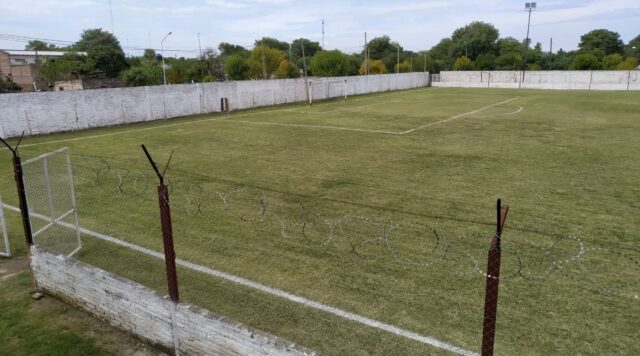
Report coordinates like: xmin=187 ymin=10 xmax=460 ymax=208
xmin=30 ymin=247 xmax=316 ymax=355
xmin=0 ymin=72 xmax=429 ymax=138
xmin=432 ymin=70 xmax=640 ymax=91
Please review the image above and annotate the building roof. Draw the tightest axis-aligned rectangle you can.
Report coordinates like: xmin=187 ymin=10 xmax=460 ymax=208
xmin=0 ymin=50 xmax=87 ymax=57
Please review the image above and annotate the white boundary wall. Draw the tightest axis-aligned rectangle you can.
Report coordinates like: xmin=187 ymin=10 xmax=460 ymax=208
xmin=0 ymin=73 xmax=429 ymax=138
xmin=432 ymin=70 xmax=640 ymax=91
xmin=30 ymin=247 xmax=316 ymax=355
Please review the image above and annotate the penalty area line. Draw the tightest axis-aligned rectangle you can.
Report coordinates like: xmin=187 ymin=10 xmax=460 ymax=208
xmin=2 ymin=203 xmax=477 ymax=356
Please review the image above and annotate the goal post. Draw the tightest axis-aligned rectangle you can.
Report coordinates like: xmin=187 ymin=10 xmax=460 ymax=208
xmin=0 ymin=194 xmax=10 ymax=257
xmin=22 ymin=147 xmax=82 ymax=257
xmin=309 ymin=79 xmax=348 ymax=105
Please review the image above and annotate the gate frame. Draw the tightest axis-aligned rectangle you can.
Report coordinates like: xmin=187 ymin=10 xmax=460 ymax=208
xmin=22 ymin=147 xmax=82 ymax=257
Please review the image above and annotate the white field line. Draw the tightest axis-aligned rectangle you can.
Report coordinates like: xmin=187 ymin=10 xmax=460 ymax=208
xmin=2 ymin=202 xmax=477 ymax=356
xmin=217 ymin=119 xmax=401 ymax=135
xmin=398 ymin=97 xmax=519 ymax=134
xmin=498 ymin=106 xmax=524 ymax=116
xmin=219 ymin=97 xmax=519 ymax=136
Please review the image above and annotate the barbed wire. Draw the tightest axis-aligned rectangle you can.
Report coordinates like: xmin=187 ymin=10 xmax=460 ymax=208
xmin=47 ymin=153 xmax=639 ymax=301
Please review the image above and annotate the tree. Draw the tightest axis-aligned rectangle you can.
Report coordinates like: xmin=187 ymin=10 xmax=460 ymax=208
xmin=452 ymin=56 xmax=474 ymax=70
xmin=25 ymin=40 xmax=57 ymax=51
xmin=40 ymin=52 xmax=90 ymax=83
xmin=428 ymin=38 xmax=454 ymax=71
xmin=248 ymin=45 xmax=284 ymax=79
xmin=602 ymin=53 xmax=624 ymax=69
xmin=497 ymin=37 xmax=524 ymax=56
xmin=255 ymin=37 xmax=289 ymax=52
xmin=359 ymin=59 xmax=386 ymax=75
xmin=475 ymin=53 xmax=496 ymax=70
xmin=616 ymin=57 xmax=639 ymax=70
xmin=450 ymin=21 xmax=499 ymax=60
xmin=0 ymin=73 xmax=22 ymax=93
xmin=496 ymin=52 xmax=523 ymax=70
xmin=309 ymin=50 xmax=351 ymax=77
xmin=578 ymin=29 xmax=624 ymax=56
xmin=365 ymin=36 xmax=403 ymax=71
xmin=224 ymin=54 xmax=250 ymax=80
xmin=123 ymin=64 xmax=162 ymax=86
xmin=625 ymin=35 xmax=640 ymax=59
xmin=570 ymin=53 xmax=601 ymax=70
xmin=87 ymin=45 xmax=128 ymax=77
xmin=291 ymin=38 xmax=321 ymax=59
xmin=395 ymin=60 xmax=411 ymax=73
xmin=218 ymin=42 xmax=249 ymax=57
xmin=274 ymin=60 xmax=300 ymax=79
xmin=74 ymin=28 xmax=122 ymax=51
xmin=143 ymin=49 xmax=157 ymax=60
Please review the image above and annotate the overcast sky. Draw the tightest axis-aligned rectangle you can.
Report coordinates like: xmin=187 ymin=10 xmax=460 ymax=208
xmin=1 ymin=0 xmax=639 ymax=57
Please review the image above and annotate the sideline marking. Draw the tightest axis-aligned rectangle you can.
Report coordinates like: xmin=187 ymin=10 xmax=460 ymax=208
xmin=398 ymin=97 xmax=519 ymax=134
xmin=3 ymin=202 xmax=477 ymax=356
xmin=499 ymin=105 xmax=524 ymax=116
xmin=1 ymin=93 xmax=517 ymax=148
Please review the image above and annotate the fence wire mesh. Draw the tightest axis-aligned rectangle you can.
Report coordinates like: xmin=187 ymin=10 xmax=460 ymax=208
xmin=18 ymin=149 xmax=640 ymax=355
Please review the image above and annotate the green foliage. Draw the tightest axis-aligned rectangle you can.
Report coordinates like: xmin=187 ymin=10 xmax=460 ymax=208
xmin=365 ymin=36 xmax=403 ymax=70
xmin=143 ymin=49 xmax=157 ymax=60
xmin=570 ymin=53 xmax=601 ymax=70
xmin=25 ymin=40 xmax=57 ymax=51
xmin=291 ymin=38 xmax=321 ymax=60
xmin=602 ymin=53 xmax=624 ymax=69
xmin=218 ymin=42 xmax=249 ymax=58
xmin=498 ymin=37 xmax=524 ymax=56
xmin=615 ymin=57 xmax=639 ymax=70
xmin=450 ymin=21 xmax=499 ymax=59
xmin=87 ymin=45 xmax=128 ymax=77
xmin=255 ymin=37 xmax=289 ymax=52
xmin=122 ymin=64 xmax=162 ymax=86
xmin=578 ymin=29 xmax=624 ymax=56
xmin=225 ymin=54 xmax=250 ymax=80
xmin=309 ymin=50 xmax=351 ymax=77
xmin=248 ymin=46 xmax=284 ymax=79
xmin=0 ymin=73 xmax=22 ymax=92
xmin=274 ymin=60 xmax=300 ymax=79
xmin=452 ymin=56 xmax=474 ymax=70
xmin=394 ymin=60 xmax=411 ymax=73
xmin=202 ymin=74 xmax=215 ymax=82
xmin=74 ymin=28 xmax=122 ymax=52
xmin=496 ymin=52 xmax=523 ymax=70
xmin=624 ymin=35 xmax=639 ymax=59
xmin=40 ymin=52 xmax=90 ymax=83
xmin=475 ymin=53 xmax=496 ymax=70
xmin=359 ymin=59 xmax=386 ymax=75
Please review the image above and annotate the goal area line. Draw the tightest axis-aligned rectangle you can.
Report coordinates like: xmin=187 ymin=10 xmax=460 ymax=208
xmin=2 ymin=202 xmax=477 ymax=356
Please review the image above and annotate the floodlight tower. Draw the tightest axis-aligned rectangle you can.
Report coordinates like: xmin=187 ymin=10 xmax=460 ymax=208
xmin=161 ymin=32 xmax=172 ymax=85
xmin=522 ymin=2 xmax=536 ymax=83
xmin=390 ymin=41 xmax=400 ymax=74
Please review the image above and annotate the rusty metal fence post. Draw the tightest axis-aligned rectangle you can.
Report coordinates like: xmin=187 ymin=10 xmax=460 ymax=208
xmin=0 ymin=134 xmax=33 ymax=248
xmin=142 ymin=145 xmax=179 ymax=303
xmin=481 ymin=199 xmax=509 ymax=356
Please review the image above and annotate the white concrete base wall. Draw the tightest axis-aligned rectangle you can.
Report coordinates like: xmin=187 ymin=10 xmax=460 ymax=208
xmin=0 ymin=73 xmax=429 ymax=138
xmin=433 ymin=70 xmax=640 ymax=91
xmin=30 ymin=247 xmax=315 ymax=355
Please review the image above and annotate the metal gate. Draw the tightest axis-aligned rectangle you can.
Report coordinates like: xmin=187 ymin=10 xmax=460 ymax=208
xmin=22 ymin=148 xmax=81 ymax=256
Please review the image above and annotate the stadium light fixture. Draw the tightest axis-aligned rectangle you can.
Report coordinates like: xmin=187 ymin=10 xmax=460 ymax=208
xmin=522 ymin=2 xmax=536 ymax=83
xmin=161 ymin=32 xmax=173 ymax=85
xmin=390 ymin=41 xmax=400 ymax=74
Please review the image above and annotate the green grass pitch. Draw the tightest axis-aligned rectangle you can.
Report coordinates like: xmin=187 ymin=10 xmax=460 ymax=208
xmin=1 ymin=87 xmax=639 ymax=355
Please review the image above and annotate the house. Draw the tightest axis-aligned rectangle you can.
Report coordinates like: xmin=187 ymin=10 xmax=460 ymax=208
xmin=0 ymin=50 xmax=87 ymax=92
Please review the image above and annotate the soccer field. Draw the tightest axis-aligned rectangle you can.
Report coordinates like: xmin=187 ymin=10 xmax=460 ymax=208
xmin=1 ymin=87 xmax=639 ymax=355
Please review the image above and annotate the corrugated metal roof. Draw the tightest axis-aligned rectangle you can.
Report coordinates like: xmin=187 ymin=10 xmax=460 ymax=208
xmin=0 ymin=50 xmax=87 ymax=56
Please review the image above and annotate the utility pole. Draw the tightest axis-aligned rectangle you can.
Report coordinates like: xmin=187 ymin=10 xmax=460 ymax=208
xmin=522 ymin=2 xmax=536 ymax=83
xmin=549 ymin=37 xmax=553 ymax=55
xmin=301 ymin=40 xmax=310 ymax=105
xmin=108 ymin=0 xmax=115 ymax=34
xmin=364 ymin=32 xmax=368 ymax=75
xmin=322 ymin=19 xmax=325 ymax=50
xmin=390 ymin=41 xmax=400 ymax=74
xmin=197 ymin=32 xmax=202 ymax=58
xmin=289 ymin=43 xmax=292 ymax=60
xmin=161 ymin=32 xmax=172 ymax=85
xmin=424 ymin=52 xmax=427 ymax=72
xmin=260 ymin=41 xmax=267 ymax=79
